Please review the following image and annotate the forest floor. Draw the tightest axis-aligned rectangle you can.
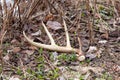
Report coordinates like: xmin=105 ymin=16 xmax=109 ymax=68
xmin=0 ymin=0 xmax=120 ymax=80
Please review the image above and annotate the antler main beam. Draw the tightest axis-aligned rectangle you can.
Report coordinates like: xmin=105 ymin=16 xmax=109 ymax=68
xmin=23 ymin=19 xmax=85 ymax=61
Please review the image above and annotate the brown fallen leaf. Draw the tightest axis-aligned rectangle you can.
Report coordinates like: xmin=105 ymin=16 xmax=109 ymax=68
xmin=13 ymin=47 xmax=21 ymax=53
xmin=46 ymin=21 xmax=62 ymax=30
xmin=21 ymin=50 xmax=34 ymax=56
xmin=45 ymin=13 xmax=54 ymax=21
xmin=11 ymin=39 xmax=20 ymax=45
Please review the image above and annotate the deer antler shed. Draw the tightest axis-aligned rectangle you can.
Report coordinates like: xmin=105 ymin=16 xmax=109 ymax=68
xmin=23 ymin=19 xmax=85 ymax=61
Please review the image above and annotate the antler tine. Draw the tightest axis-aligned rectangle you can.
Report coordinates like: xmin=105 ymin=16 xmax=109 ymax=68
xmin=42 ymin=21 xmax=56 ymax=45
xmin=63 ymin=19 xmax=71 ymax=48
